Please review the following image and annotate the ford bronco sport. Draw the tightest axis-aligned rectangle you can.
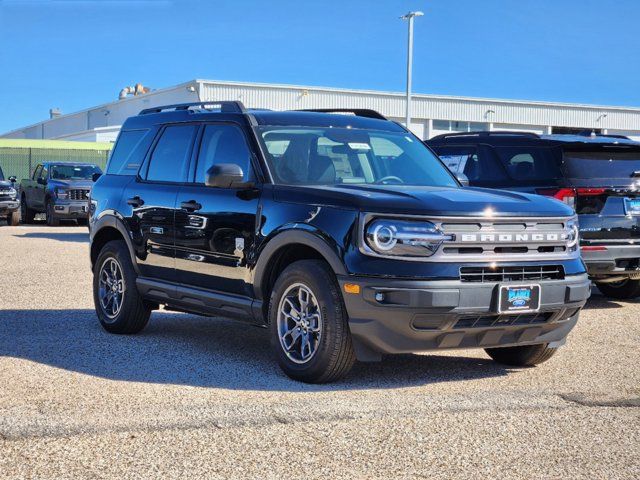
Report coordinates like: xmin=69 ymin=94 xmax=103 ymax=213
xmin=429 ymin=131 xmax=640 ymax=299
xmin=89 ymin=102 xmax=590 ymax=383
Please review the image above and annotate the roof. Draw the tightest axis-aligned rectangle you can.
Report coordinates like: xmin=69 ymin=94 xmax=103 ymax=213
xmin=428 ymin=131 xmax=640 ymax=148
xmin=0 ymin=139 xmax=112 ymax=150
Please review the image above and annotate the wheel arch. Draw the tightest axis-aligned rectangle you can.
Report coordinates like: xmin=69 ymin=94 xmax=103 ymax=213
xmin=90 ymin=214 xmax=139 ymax=274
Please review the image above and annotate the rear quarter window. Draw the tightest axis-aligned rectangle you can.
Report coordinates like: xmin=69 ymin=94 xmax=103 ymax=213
xmin=106 ymin=129 xmax=153 ymax=175
xmin=494 ymin=146 xmax=563 ymax=183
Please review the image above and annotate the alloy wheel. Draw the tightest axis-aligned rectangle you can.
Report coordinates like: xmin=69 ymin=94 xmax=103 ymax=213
xmin=98 ymin=257 xmax=126 ymax=321
xmin=277 ymin=282 xmax=323 ymax=364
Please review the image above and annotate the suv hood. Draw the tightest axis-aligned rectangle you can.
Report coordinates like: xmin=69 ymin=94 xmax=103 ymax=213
xmin=0 ymin=180 xmax=14 ymax=189
xmin=48 ymin=179 xmax=94 ymax=189
xmin=274 ymin=184 xmax=574 ymax=217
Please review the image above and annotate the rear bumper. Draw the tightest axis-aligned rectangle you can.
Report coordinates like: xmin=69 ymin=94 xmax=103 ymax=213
xmin=581 ymin=244 xmax=640 ymax=278
xmin=0 ymin=200 xmax=19 ymax=215
xmin=52 ymin=201 xmax=89 ymax=218
xmin=338 ymin=273 xmax=590 ymax=357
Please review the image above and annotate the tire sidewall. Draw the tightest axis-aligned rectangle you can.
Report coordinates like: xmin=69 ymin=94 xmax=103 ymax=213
xmin=269 ymin=261 xmax=348 ymax=379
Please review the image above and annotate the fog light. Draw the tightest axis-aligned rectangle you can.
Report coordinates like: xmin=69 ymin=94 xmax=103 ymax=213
xmin=375 ymin=292 xmax=385 ymax=302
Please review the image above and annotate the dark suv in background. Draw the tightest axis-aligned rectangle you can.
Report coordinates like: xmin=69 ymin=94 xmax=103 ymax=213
xmin=429 ymin=132 xmax=640 ymax=299
xmin=89 ymin=103 xmax=589 ymax=383
xmin=0 ymin=165 xmax=19 ymax=226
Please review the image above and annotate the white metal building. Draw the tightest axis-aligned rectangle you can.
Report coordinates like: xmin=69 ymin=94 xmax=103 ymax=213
xmin=3 ymin=79 xmax=640 ymax=142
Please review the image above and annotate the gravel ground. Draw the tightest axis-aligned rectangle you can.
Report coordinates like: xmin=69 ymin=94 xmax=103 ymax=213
xmin=0 ymin=225 xmax=638 ymax=479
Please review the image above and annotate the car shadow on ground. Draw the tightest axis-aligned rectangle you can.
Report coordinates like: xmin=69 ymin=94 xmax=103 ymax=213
xmin=583 ymin=289 xmax=640 ymax=310
xmin=0 ymin=309 xmax=514 ymax=391
xmin=12 ymin=231 xmax=89 ymax=243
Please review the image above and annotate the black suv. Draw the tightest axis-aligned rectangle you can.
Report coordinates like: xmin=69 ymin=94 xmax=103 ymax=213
xmin=0 ymin=165 xmax=19 ymax=226
xmin=429 ymin=132 xmax=640 ymax=299
xmin=89 ymin=103 xmax=590 ymax=383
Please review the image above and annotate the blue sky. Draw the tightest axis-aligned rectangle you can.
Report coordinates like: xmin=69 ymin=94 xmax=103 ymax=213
xmin=0 ymin=0 xmax=638 ymax=133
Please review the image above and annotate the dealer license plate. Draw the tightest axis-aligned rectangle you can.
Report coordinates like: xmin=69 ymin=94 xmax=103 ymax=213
xmin=498 ymin=284 xmax=541 ymax=314
xmin=624 ymin=198 xmax=640 ymax=216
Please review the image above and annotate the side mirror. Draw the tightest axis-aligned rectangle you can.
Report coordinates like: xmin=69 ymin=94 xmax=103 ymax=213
xmin=456 ymin=172 xmax=469 ymax=187
xmin=92 ymin=172 xmax=102 ymax=182
xmin=205 ymin=164 xmax=250 ymax=189
xmin=8 ymin=176 xmax=16 ymax=183
xmin=37 ymin=177 xmax=46 ymax=185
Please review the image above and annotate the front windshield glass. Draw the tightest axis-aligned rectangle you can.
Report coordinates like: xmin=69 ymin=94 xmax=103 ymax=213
xmin=50 ymin=164 xmax=102 ymax=180
xmin=258 ymin=127 xmax=458 ymax=187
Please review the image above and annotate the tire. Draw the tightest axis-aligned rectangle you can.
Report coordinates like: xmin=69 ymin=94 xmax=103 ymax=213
xmin=20 ymin=196 xmax=35 ymax=224
xmin=268 ymin=259 xmax=356 ymax=383
xmin=595 ymin=279 xmax=640 ymax=300
xmin=485 ymin=343 xmax=558 ymax=367
xmin=8 ymin=211 xmax=20 ymax=226
xmin=93 ymin=239 xmax=151 ymax=334
xmin=45 ymin=199 xmax=60 ymax=226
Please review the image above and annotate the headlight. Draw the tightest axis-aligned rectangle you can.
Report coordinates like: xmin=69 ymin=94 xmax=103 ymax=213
xmin=364 ymin=218 xmax=454 ymax=258
xmin=7 ymin=187 xmax=17 ymax=199
xmin=566 ymin=218 xmax=579 ymax=249
xmin=55 ymin=188 xmax=69 ymax=199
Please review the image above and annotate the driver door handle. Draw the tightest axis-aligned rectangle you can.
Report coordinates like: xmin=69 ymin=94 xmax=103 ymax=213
xmin=127 ymin=196 xmax=144 ymax=207
xmin=180 ymin=200 xmax=202 ymax=212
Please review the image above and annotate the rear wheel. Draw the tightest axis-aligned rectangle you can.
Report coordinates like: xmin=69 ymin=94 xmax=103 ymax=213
xmin=595 ymin=279 xmax=640 ymax=299
xmin=46 ymin=199 xmax=60 ymax=226
xmin=93 ymin=240 xmax=151 ymax=334
xmin=20 ymin=197 xmax=35 ymax=224
xmin=269 ymin=259 xmax=356 ymax=383
xmin=8 ymin=211 xmax=20 ymax=226
xmin=485 ymin=343 xmax=557 ymax=367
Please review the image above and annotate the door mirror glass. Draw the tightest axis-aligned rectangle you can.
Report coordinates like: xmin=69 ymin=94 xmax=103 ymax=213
xmin=205 ymin=164 xmax=248 ymax=188
xmin=456 ymin=172 xmax=469 ymax=187
xmin=92 ymin=172 xmax=102 ymax=182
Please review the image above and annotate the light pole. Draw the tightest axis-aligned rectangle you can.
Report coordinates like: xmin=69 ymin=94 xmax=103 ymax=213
xmin=400 ymin=11 xmax=423 ymax=130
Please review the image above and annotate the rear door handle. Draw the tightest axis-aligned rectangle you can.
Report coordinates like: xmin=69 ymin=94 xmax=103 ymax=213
xmin=127 ymin=196 xmax=144 ymax=207
xmin=180 ymin=200 xmax=202 ymax=212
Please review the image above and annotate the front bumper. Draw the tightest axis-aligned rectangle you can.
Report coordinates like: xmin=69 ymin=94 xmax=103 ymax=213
xmin=338 ymin=273 xmax=590 ymax=358
xmin=52 ymin=201 xmax=89 ymax=218
xmin=581 ymin=244 xmax=640 ymax=278
xmin=0 ymin=200 xmax=19 ymax=215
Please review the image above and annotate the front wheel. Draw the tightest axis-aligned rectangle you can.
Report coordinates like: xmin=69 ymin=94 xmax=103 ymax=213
xmin=595 ymin=279 xmax=640 ymax=299
xmin=269 ymin=259 xmax=356 ymax=383
xmin=93 ymin=240 xmax=151 ymax=334
xmin=7 ymin=211 xmax=20 ymax=226
xmin=46 ymin=200 xmax=60 ymax=226
xmin=485 ymin=343 xmax=558 ymax=367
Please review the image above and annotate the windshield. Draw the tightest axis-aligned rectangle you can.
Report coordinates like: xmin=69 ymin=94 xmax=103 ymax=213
xmin=50 ymin=164 xmax=102 ymax=180
xmin=258 ymin=127 xmax=458 ymax=187
xmin=563 ymin=149 xmax=640 ymax=179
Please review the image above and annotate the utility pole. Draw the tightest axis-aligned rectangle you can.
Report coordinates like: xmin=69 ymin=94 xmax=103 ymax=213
xmin=400 ymin=11 xmax=423 ymax=131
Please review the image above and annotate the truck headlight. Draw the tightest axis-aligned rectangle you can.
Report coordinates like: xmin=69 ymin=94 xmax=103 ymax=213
xmin=364 ymin=218 xmax=454 ymax=258
xmin=7 ymin=187 xmax=17 ymax=199
xmin=566 ymin=218 xmax=579 ymax=249
xmin=55 ymin=188 xmax=69 ymax=199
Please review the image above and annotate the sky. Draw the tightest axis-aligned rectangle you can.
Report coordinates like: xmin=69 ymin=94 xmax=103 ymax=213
xmin=0 ymin=0 xmax=639 ymax=133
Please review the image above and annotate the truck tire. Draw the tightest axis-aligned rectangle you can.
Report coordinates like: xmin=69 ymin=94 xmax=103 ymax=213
xmin=595 ymin=279 xmax=640 ymax=299
xmin=20 ymin=196 xmax=35 ymax=224
xmin=8 ymin=211 xmax=20 ymax=226
xmin=93 ymin=239 xmax=151 ymax=334
xmin=268 ymin=259 xmax=356 ymax=383
xmin=45 ymin=199 xmax=60 ymax=226
xmin=485 ymin=343 xmax=557 ymax=367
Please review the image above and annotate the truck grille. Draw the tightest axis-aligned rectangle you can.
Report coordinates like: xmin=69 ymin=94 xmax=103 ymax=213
xmin=453 ymin=312 xmax=555 ymax=329
xmin=460 ymin=265 xmax=564 ymax=283
xmin=69 ymin=189 xmax=90 ymax=201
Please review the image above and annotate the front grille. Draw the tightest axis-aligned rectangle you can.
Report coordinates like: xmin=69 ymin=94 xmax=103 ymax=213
xmin=69 ymin=189 xmax=90 ymax=201
xmin=460 ymin=265 xmax=564 ymax=283
xmin=453 ymin=312 xmax=555 ymax=329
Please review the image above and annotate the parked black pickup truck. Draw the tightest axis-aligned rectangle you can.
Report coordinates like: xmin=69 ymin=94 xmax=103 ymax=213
xmin=0 ymin=165 xmax=19 ymax=226
xmin=20 ymin=162 xmax=102 ymax=226
xmin=89 ymin=103 xmax=590 ymax=383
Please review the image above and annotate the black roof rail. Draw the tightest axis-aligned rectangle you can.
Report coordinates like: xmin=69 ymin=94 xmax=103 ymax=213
xmin=139 ymin=101 xmax=247 ymax=115
xmin=430 ymin=130 xmax=540 ymax=140
xmin=295 ymin=108 xmax=388 ymax=121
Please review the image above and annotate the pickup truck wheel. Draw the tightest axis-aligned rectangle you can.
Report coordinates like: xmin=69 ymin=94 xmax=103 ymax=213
xmin=595 ymin=279 xmax=640 ymax=299
xmin=20 ymin=197 xmax=35 ymax=224
xmin=8 ymin=211 xmax=20 ymax=226
xmin=45 ymin=200 xmax=60 ymax=226
xmin=485 ymin=343 xmax=557 ymax=367
xmin=93 ymin=240 xmax=150 ymax=334
xmin=269 ymin=259 xmax=356 ymax=383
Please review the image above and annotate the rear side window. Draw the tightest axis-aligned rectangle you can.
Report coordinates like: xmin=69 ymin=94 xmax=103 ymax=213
xmin=146 ymin=125 xmax=197 ymax=183
xmin=494 ymin=146 xmax=562 ymax=183
xmin=433 ymin=146 xmax=476 ymax=173
xmin=194 ymin=125 xmax=252 ymax=183
xmin=433 ymin=146 xmax=509 ymax=185
xmin=107 ymin=130 xmax=153 ymax=175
